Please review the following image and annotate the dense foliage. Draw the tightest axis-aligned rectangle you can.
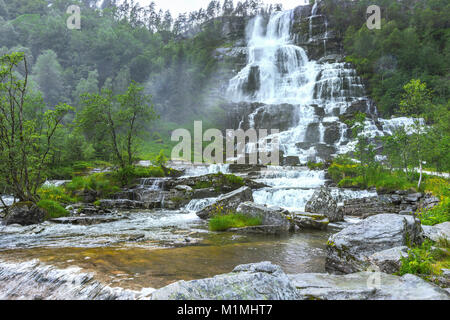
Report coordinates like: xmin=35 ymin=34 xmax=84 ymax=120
xmin=323 ymin=0 xmax=449 ymax=117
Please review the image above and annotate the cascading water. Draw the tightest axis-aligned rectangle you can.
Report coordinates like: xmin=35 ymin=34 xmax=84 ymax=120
xmin=226 ymin=3 xmax=387 ymax=211
xmin=227 ymin=4 xmax=410 ymax=164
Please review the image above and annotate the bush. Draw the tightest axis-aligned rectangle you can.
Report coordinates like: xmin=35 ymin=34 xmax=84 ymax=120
xmin=307 ymin=161 xmax=325 ymax=170
xmin=419 ymin=197 xmax=450 ymax=226
xmin=38 ymin=186 xmax=77 ymax=204
xmin=65 ymin=174 xmax=121 ymax=198
xmin=37 ymin=199 xmax=69 ymax=219
xmin=209 ymin=214 xmax=262 ymax=231
xmin=398 ymin=240 xmax=449 ymax=277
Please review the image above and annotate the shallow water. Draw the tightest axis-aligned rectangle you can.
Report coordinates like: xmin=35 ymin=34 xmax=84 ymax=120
xmin=0 ymin=230 xmax=329 ymax=290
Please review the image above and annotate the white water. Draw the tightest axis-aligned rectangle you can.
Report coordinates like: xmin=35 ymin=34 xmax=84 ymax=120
xmin=226 ymin=7 xmax=420 ymax=163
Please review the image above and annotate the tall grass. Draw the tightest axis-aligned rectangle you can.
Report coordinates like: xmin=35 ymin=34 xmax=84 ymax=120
xmin=209 ymin=214 xmax=262 ymax=231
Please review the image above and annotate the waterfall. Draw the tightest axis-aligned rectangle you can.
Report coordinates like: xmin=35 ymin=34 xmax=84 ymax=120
xmin=225 ymin=6 xmax=408 ymax=163
xmin=227 ymin=10 xmax=318 ymax=105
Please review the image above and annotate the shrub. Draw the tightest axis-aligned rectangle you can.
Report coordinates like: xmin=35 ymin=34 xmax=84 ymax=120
xmin=37 ymin=199 xmax=69 ymax=219
xmin=419 ymin=197 xmax=450 ymax=226
xmin=398 ymin=241 xmax=436 ymax=276
xmin=307 ymin=161 xmax=324 ymax=170
xmin=209 ymin=214 xmax=262 ymax=231
xmin=38 ymin=186 xmax=77 ymax=204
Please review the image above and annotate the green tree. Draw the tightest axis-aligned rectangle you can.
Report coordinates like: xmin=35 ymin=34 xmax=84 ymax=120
xmin=0 ymin=52 xmax=72 ymax=204
xmin=32 ymin=50 xmax=65 ymax=107
xmin=78 ymin=81 xmax=158 ymax=168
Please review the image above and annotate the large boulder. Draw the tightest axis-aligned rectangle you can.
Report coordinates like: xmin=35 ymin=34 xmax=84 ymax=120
xmin=150 ymin=261 xmax=300 ymax=300
xmin=196 ymin=187 xmax=253 ymax=219
xmin=236 ymin=202 xmax=292 ymax=232
xmin=305 ymin=186 xmax=343 ymax=222
xmin=290 ymin=212 xmax=329 ymax=231
xmin=326 ymin=214 xmax=423 ymax=274
xmin=289 ymin=272 xmax=450 ymax=300
xmin=3 ymin=202 xmax=46 ymax=226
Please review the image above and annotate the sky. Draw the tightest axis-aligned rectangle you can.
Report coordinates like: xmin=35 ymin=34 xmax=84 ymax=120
xmin=136 ymin=0 xmax=310 ymax=18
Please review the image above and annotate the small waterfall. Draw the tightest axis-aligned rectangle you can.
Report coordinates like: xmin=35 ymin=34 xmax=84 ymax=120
xmin=183 ymin=198 xmax=217 ymax=212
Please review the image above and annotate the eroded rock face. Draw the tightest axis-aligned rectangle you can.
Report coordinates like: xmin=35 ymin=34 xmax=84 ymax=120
xmin=197 ymin=186 xmax=254 ymax=219
xmin=236 ymin=202 xmax=291 ymax=232
xmin=326 ymin=214 xmax=423 ymax=274
xmin=305 ymin=186 xmax=343 ymax=222
xmin=423 ymin=222 xmax=450 ymax=242
xmin=289 ymin=272 xmax=450 ymax=300
xmin=3 ymin=203 xmax=46 ymax=226
xmin=150 ymin=261 xmax=300 ymax=300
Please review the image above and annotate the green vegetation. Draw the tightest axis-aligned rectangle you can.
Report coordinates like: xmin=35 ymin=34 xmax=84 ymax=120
xmin=323 ymin=0 xmax=449 ymax=117
xmin=419 ymin=178 xmax=450 ymax=226
xmin=398 ymin=240 xmax=450 ymax=280
xmin=192 ymin=172 xmax=245 ymax=191
xmin=37 ymin=199 xmax=69 ymax=219
xmin=209 ymin=213 xmax=262 ymax=231
xmin=307 ymin=161 xmax=325 ymax=171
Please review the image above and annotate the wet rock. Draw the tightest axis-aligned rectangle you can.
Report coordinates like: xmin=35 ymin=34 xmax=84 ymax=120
xmin=236 ymin=202 xmax=291 ymax=232
xmin=289 ymin=272 xmax=450 ymax=300
xmin=326 ymin=214 xmax=423 ymax=274
xmin=3 ymin=202 xmax=46 ymax=226
xmin=174 ymin=185 xmax=193 ymax=192
xmin=290 ymin=212 xmax=329 ymax=231
xmin=66 ymin=203 xmax=112 ymax=216
xmin=305 ymin=186 xmax=343 ymax=222
xmin=197 ymin=187 xmax=254 ymax=219
xmin=282 ymin=156 xmax=300 ymax=166
xmin=50 ymin=216 xmax=124 ymax=225
xmin=368 ymin=246 xmax=409 ymax=274
xmin=99 ymin=199 xmax=148 ymax=210
xmin=228 ymin=225 xmax=289 ymax=235
xmin=150 ymin=261 xmax=300 ymax=300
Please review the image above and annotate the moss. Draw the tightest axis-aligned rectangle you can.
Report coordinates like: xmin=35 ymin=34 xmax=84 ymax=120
xmin=209 ymin=214 xmax=262 ymax=232
xmin=37 ymin=199 xmax=69 ymax=219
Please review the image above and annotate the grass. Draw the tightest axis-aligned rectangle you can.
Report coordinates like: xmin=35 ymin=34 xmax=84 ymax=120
xmin=209 ymin=213 xmax=262 ymax=231
xmin=37 ymin=199 xmax=69 ymax=219
xmin=37 ymin=186 xmax=78 ymax=204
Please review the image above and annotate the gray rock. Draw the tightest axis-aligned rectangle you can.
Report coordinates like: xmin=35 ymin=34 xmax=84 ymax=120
xmin=99 ymin=199 xmax=147 ymax=210
xmin=3 ymin=203 xmax=46 ymax=226
xmin=305 ymin=186 xmax=343 ymax=222
xmin=368 ymin=246 xmax=409 ymax=274
xmin=228 ymin=225 xmax=288 ymax=235
xmin=423 ymin=222 xmax=450 ymax=242
xmin=174 ymin=185 xmax=193 ymax=192
xmin=236 ymin=202 xmax=291 ymax=231
xmin=289 ymin=272 xmax=450 ymax=300
xmin=50 ymin=216 xmax=124 ymax=226
xmin=290 ymin=212 xmax=329 ymax=231
xmin=150 ymin=261 xmax=300 ymax=300
xmin=197 ymin=187 xmax=253 ymax=219
xmin=326 ymin=214 xmax=423 ymax=274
